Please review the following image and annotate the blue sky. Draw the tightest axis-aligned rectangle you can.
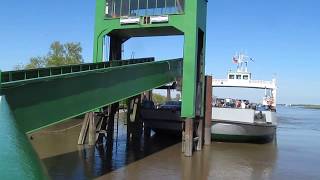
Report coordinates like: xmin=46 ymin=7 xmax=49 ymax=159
xmin=0 ymin=0 xmax=319 ymax=104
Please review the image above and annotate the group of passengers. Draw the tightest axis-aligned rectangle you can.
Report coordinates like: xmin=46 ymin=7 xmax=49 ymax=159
xmin=214 ymin=98 xmax=253 ymax=109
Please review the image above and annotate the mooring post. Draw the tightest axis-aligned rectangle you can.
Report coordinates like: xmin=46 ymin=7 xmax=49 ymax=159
xmin=184 ymin=118 xmax=193 ymax=157
xmin=204 ymin=76 xmax=212 ymax=145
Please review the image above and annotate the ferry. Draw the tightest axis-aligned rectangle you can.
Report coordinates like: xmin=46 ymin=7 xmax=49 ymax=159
xmin=211 ymin=53 xmax=277 ymax=143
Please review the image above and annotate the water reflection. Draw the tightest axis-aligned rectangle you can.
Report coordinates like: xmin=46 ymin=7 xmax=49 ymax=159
xmin=37 ymin=130 xmax=180 ymax=179
xmin=32 ymin=117 xmax=278 ymax=180
xmin=30 ymin=106 xmax=320 ymax=180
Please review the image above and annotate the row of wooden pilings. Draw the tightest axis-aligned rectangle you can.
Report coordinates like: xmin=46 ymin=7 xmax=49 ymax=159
xmin=77 ymin=76 xmax=213 ymax=157
xmin=77 ymin=92 xmax=151 ymax=146
xmin=182 ymin=76 xmax=212 ymax=156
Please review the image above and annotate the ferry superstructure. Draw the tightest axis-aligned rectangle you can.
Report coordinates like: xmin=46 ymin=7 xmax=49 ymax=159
xmin=211 ymin=53 xmax=277 ymax=142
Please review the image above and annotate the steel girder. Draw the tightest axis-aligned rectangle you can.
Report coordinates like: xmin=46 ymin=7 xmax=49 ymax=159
xmin=0 ymin=58 xmax=181 ymax=179
xmin=0 ymin=58 xmax=182 ymax=134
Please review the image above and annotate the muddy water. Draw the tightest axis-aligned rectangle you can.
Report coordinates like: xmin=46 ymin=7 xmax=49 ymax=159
xmin=30 ymin=107 xmax=320 ymax=180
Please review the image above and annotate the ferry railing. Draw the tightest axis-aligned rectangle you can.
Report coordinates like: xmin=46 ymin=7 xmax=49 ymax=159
xmin=212 ymin=79 xmax=276 ymax=89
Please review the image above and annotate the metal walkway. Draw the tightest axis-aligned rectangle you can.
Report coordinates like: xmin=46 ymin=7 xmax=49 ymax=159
xmin=0 ymin=58 xmax=182 ymax=179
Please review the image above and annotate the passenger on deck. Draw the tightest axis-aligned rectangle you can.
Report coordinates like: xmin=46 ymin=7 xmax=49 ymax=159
xmin=241 ymin=101 xmax=246 ymax=109
xmin=236 ymin=100 xmax=241 ymax=108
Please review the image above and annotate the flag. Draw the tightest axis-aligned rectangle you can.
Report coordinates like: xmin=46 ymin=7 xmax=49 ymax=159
xmin=233 ymin=56 xmax=238 ymax=64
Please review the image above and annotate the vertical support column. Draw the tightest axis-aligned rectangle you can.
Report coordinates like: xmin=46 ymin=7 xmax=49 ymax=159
xmin=107 ymin=103 xmax=118 ymax=142
xmin=147 ymin=90 xmax=153 ymax=101
xmin=142 ymin=92 xmax=152 ymax=138
xmin=184 ymin=118 xmax=193 ymax=157
xmin=204 ymin=76 xmax=212 ymax=145
xmin=181 ymin=30 xmax=198 ymax=118
xmin=109 ymin=36 xmax=123 ymax=61
xmin=167 ymin=87 xmax=171 ymax=101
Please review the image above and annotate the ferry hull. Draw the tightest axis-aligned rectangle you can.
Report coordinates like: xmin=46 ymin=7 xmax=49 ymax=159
xmin=211 ymin=121 xmax=276 ymax=143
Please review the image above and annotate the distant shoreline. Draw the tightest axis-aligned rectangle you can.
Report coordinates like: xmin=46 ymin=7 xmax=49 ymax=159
xmin=291 ymin=104 xmax=320 ymax=110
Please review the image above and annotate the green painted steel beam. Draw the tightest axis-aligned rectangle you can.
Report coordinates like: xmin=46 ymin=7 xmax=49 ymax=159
xmin=0 ymin=58 xmax=182 ymax=134
xmin=0 ymin=96 xmax=48 ymax=180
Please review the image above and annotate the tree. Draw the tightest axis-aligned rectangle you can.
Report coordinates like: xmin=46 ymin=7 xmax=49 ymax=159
xmin=46 ymin=41 xmax=66 ymax=67
xmin=13 ymin=64 xmax=25 ymax=70
xmin=23 ymin=41 xmax=83 ymax=69
xmin=25 ymin=57 xmax=46 ymax=69
xmin=152 ymin=93 xmax=167 ymax=105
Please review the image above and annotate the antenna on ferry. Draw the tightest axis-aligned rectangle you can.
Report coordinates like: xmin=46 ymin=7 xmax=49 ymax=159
xmin=233 ymin=52 xmax=255 ymax=73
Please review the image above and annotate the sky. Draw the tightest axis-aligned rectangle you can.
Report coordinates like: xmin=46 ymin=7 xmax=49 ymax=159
xmin=0 ymin=0 xmax=319 ymax=104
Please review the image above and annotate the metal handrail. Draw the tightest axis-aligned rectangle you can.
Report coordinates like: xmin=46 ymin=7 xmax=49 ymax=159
xmin=1 ymin=58 xmax=154 ymax=84
xmin=213 ymin=79 xmax=274 ymax=85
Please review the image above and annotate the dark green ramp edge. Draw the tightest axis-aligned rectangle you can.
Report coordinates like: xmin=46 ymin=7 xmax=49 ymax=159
xmin=1 ymin=58 xmax=182 ymax=134
xmin=0 ymin=96 xmax=48 ymax=180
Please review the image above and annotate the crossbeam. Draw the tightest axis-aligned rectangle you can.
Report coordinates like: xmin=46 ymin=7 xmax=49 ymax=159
xmin=0 ymin=58 xmax=182 ymax=133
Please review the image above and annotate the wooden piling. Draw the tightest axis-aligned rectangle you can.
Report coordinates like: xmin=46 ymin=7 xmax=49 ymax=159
xmin=127 ymin=98 xmax=133 ymax=139
xmin=196 ymin=117 xmax=204 ymax=151
xmin=107 ymin=103 xmax=118 ymax=141
xmin=88 ymin=112 xmax=96 ymax=146
xmin=96 ymin=106 xmax=109 ymax=145
xmin=78 ymin=113 xmax=90 ymax=145
xmin=204 ymin=76 xmax=212 ymax=145
xmin=127 ymin=96 xmax=142 ymax=140
xmin=184 ymin=118 xmax=193 ymax=157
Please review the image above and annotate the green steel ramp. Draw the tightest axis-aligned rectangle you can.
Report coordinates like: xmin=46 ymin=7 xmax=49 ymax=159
xmin=0 ymin=58 xmax=182 ymax=179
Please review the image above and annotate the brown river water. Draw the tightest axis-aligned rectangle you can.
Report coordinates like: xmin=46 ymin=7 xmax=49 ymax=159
xmin=30 ymin=106 xmax=320 ymax=180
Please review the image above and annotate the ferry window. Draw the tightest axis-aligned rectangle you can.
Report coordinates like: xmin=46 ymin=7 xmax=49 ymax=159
xmin=229 ymin=75 xmax=235 ymax=79
xmin=236 ymin=75 xmax=241 ymax=79
xmin=105 ymin=0 xmax=185 ymax=18
xmin=243 ymin=75 xmax=249 ymax=80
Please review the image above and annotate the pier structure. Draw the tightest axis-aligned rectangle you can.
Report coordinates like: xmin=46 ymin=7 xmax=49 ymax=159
xmin=0 ymin=0 xmax=209 ymax=179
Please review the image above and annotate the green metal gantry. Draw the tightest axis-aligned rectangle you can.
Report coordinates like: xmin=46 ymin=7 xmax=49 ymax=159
xmin=94 ymin=0 xmax=208 ymax=118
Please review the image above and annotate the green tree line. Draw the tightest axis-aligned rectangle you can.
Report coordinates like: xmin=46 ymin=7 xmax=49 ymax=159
xmin=16 ymin=41 xmax=83 ymax=70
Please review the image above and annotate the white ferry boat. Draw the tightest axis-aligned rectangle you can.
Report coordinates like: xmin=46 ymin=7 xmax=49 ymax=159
xmin=211 ymin=53 xmax=277 ymax=143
